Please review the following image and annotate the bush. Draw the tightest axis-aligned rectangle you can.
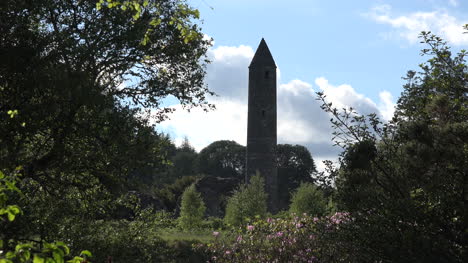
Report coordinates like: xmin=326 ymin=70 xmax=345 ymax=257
xmin=289 ymin=183 xmax=327 ymax=217
xmin=224 ymin=174 xmax=267 ymax=226
xmin=178 ymin=184 xmax=206 ymax=230
xmin=200 ymin=213 xmax=355 ymax=262
xmin=60 ymin=208 xmax=211 ymax=262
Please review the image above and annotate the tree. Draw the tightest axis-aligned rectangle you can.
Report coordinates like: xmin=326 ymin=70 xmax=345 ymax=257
xmin=197 ymin=140 xmax=246 ymax=178
xmin=289 ymin=182 xmax=327 ymax=217
xmin=224 ymin=174 xmax=268 ymax=226
xmin=0 ymin=0 xmax=211 ymax=178
xmin=277 ymin=144 xmax=317 ymax=210
xmin=168 ymin=138 xmax=198 ymax=180
xmin=178 ymin=184 xmax=206 ymax=230
xmin=317 ymin=30 xmax=467 ymax=262
xmin=0 ymin=0 xmax=212 ymax=255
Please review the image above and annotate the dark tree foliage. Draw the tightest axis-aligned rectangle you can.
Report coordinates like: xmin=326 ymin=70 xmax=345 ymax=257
xmin=0 ymin=0 xmax=212 ymax=256
xmin=277 ymin=144 xmax=317 ymax=210
xmin=153 ymin=175 xmax=198 ymax=212
xmin=0 ymin=0 xmax=211 ymax=177
xmin=196 ymin=140 xmax=246 ymax=178
xmin=318 ymin=31 xmax=467 ymax=262
xmin=165 ymin=137 xmax=199 ymax=181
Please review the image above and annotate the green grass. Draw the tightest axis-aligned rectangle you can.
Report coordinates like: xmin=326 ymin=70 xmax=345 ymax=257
xmin=158 ymin=228 xmax=214 ymax=244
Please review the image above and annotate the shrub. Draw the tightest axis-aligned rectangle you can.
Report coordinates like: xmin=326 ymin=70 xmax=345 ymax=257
xmin=61 ymin=209 xmax=210 ymax=262
xmin=178 ymin=184 xmax=206 ymax=230
xmin=224 ymin=174 xmax=267 ymax=226
xmin=200 ymin=213 xmax=355 ymax=262
xmin=289 ymin=183 xmax=327 ymax=217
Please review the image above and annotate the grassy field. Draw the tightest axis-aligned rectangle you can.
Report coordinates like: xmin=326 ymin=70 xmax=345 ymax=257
xmin=158 ymin=228 xmax=215 ymax=244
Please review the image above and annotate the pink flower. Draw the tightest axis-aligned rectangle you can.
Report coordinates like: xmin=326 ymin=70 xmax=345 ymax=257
xmin=296 ymin=223 xmax=303 ymax=228
xmin=267 ymin=217 xmax=272 ymax=223
xmin=237 ymin=235 xmax=243 ymax=242
xmin=212 ymin=231 xmax=220 ymax=237
xmin=276 ymin=231 xmax=283 ymax=237
xmin=225 ymin=250 xmax=231 ymax=255
xmin=313 ymin=217 xmax=319 ymax=222
xmin=247 ymin=225 xmax=254 ymax=231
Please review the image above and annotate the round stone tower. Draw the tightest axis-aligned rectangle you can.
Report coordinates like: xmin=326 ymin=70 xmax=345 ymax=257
xmin=246 ymin=38 xmax=278 ymax=212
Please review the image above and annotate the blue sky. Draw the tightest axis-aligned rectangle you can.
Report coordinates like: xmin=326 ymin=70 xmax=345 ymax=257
xmin=157 ymin=0 xmax=468 ymax=169
xmin=192 ymin=0 xmax=467 ymax=102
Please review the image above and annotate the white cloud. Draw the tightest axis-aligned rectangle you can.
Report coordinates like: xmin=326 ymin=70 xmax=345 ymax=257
xmin=366 ymin=4 xmax=468 ymax=45
xmin=315 ymin=77 xmax=379 ymax=115
xmin=378 ymin=91 xmax=396 ymax=121
xmin=449 ymin=0 xmax=459 ymax=7
xmin=205 ymin=45 xmax=254 ymax=102
xmin=157 ymin=45 xmax=396 ymax=169
xmin=158 ymin=99 xmax=247 ymax=151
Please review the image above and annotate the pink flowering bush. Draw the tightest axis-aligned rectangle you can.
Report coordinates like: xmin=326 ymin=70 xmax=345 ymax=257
xmin=198 ymin=212 xmax=357 ymax=263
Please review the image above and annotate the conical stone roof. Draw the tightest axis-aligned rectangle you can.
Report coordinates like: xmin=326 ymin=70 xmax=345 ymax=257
xmin=249 ymin=38 xmax=276 ymax=68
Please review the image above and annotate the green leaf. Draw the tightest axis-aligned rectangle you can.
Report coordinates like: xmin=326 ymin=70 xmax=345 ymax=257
xmin=20 ymin=250 xmax=31 ymax=262
xmin=67 ymin=257 xmax=84 ymax=263
xmin=7 ymin=211 xmax=15 ymax=221
xmin=6 ymin=251 xmax=15 ymax=259
xmin=15 ymin=243 xmax=33 ymax=252
xmin=55 ymin=242 xmax=70 ymax=255
xmin=7 ymin=110 xmax=18 ymax=118
xmin=9 ymin=205 xmax=20 ymax=215
xmin=193 ymin=9 xmax=200 ymax=19
xmin=5 ymin=180 xmax=20 ymax=193
xmin=80 ymin=250 xmax=92 ymax=257
xmin=53 ymin=250 xmax=64 ymax=263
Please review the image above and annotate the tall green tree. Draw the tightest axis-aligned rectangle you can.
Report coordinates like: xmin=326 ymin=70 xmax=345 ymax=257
xmin=224 ymin=174 xmax=268 ymax=226
xmin=289 ymin=182 xmax=327 ymax=217
xmin=318 ymin=30 xmax=468 ymax=262
xmin=178 ymin=184 xmax=206 ymax=230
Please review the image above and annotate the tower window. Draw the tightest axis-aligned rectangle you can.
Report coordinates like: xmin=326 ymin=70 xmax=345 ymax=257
xmin=265 ymin=70 xmax=269 ymax=79
xmin=261 ymin=110 xmax=266 ymax=118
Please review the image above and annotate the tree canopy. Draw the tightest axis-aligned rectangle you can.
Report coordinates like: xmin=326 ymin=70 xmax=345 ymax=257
xmin=196 ymin=140 xmax=246 ymax=178
xmin=0 ymin=0 xmax=212 ymax=259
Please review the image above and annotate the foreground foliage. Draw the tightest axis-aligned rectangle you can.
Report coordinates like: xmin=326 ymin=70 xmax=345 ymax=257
xmin=201 ymin=213 xmax=354 ymax=263
xmin=317 ymin=31 xmax=468 ymax=262
xmin=1 ymin=0 xmax=212 ymax=262
xmin=0 ymin=170 xmax=91 ymax=263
